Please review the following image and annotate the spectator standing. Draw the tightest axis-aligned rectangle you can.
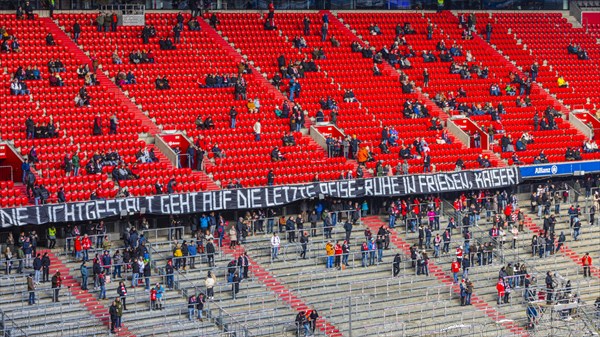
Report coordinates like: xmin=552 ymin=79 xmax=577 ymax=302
xmin=582 ymin=253 xmax=592 ymax=277
xmin=109 ymin=300 xmax=118 ymax=334
xmin=41 ymin=252 xmax=50 ymax=282
xmin=51 ymin=271 xmax=62 ymax=302
xmin=196 ymin=293 xmax=206 ymax=321
xmin=27 ymin=274 xmax=35 ymax=305
xmin=271 ymin=233 xmax=280 ymax=260
xmin=80 ymin=261 xmax=89 ymax=290
xmin=205 ymin=271 xmax=216 ymax=300
xmin=117 ymin=281 xmax=128 ymax=310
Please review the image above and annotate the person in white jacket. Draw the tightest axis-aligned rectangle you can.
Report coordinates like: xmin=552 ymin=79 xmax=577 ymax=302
xmin=511 ymin=226 xmax=519 ymax=249
xmin=205 ymin=271 xmax=216 ymax=300
xmin=271 ymin=233 xmax=280 ymax=260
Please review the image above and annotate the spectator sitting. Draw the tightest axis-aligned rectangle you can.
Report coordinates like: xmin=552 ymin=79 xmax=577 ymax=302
xmin=577 ymin=49 xmax=589 ymax=60
xmin=373 ymin=64 xmax=381 ymax=76
xmin=84 ymin=73 xmax=98 ymax=86
xmin=47 ymin=59 xmax=65 ymax=73
xmin=10 ymin=78 xmax=29 ymax=95
xmin=403 ymin=22 xmax=416 ymax=34
xmin=112 ymin=52 xmax=122 ymax=64
xmin=343 ymin=89 xmax=357 ymax=103
xmin=512 ymin=153 xmax=523 ymax=165
xmin=203 ymin=116 xmax=215 ymax=129
xmin=45 ymin=33 xmax=55 ymax=46
xmin=49 ymin=73 xmax=64 ymax=87
xmin=490 ymin=83 xmax=501 ymax=96
xmin=477 ymin=155 xmax=491 ymax=168
xmin=557 ymin=76 xmax=568 ymax=88
xmin=212 ymin=143 xmax=225 ymax=158
xmin=271 ymin=147 xmax=285 ymax=162
xmin=584 ymin=139 xmax=598 ymax=153
xmin=158 ymin=37 xmax=175 ymax=50
xmin=565 ymin=148 xmax=576 ymax=161
xmin=515 ymin=137 xmax=526 ymax=151
xmin=459 ymin=65 xmax=471 ymax=79
xmin=26 ymin=66 xmax=41 ymax=80
xmin=369 ymin=23 xmax=382 ymax=35
xmin=187 ymin=18 xmax=200 ymax=31
xmin=76 ymin=64 xmax=89 ymax=78
xmin=312 ymin=47 xmax=325 ymax=60
xmin=422 ymin=50 xmax=437 ymax=63
xmin=567 ymin=43 xmax=579 ymax=54
xmin=505 ymin=83 xmax=516 ymax=96
xmin=462 ymin=29 xmax=473 ymax=40
xmin=538 ymin=151 xmax=549 ymax=163
xmin=330 ymin=35 xmax=340 ymax=47
xmin=74 ymin=93 xmax=90 ymax=107
xmin=282 ymin=132 xmax=296 ymax=146
xmin=155 ymin=76 xmax=170 ymax=90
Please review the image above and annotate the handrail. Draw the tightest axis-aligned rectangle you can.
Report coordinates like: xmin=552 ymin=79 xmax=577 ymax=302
xmin=0 ymin=308 xmax=28 ymax=337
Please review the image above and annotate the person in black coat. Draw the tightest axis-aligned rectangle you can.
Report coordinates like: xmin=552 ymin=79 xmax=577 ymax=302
xmin=231 ymin=272 xmax=240 ymax=299
xmin=109 ymin=301 xmax=118 ymax=333
xmin=393 ymin=253 xmax=402 ymax=277
xmin=73 ymin=21 xmax=81 ymax=43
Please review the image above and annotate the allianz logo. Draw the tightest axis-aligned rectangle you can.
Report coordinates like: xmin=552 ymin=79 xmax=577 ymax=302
xmin=534 ymin=165 xmax=558 ymax=175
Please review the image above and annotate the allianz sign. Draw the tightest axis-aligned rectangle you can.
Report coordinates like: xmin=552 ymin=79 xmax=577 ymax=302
xmin=534 ymin=165 xmax=559 ymax=175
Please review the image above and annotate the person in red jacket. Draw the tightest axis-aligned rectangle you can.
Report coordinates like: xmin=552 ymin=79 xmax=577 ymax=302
xmin=582 ymin=252 xmax=593 ymax=277
xmin=150 ymin=287 xmax=157 ymax=310
xmin=451 ymin=259 xmax=461 ymax=283
xmin=82 ymin=234 xmax=92 ymax=261
xmin=333 ymin=241 xmax=343 ymax=270
xmin=74 ymin=235 xmax=82 ymax=260
xmin=496 ymin=278 xmax=505 ymax=304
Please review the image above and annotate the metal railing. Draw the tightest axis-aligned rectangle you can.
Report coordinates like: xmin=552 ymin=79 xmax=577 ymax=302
xmin=147 ymin=244 xmax=253 ymax=337
xmin=0 ymin=308 xmax=28 ymax=337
